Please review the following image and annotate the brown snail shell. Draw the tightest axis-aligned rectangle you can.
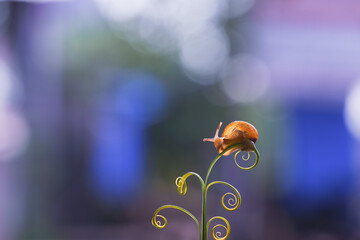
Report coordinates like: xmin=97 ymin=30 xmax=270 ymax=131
xmin=203 ymin=121 xmax=258 ymax=156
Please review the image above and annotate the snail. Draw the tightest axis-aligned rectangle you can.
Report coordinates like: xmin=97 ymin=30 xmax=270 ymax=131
xmin=203 ymin=121 xmax=258 ymax=156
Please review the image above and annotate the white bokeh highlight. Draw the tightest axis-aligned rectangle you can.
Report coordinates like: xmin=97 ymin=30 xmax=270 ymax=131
xmin=0 ymin=109 xmax=30 ymax=161
xmin=221 ymin=54 xmax=270 ymax=103
xmin=0 ymin=58 xmax=29 ymax=161
xmin=94 ymin=0 xmax=253 ymax=79
xmin=180 ymin=27 xmax=229 ymax=82
xmin=0 ymin=60 xmax=13 ymax=107
xmin=345 ymin=79 xmax=360 ymax=141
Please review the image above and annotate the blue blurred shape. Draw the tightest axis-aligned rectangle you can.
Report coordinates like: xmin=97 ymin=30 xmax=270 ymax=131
xmin=91 ymin=71 xmax=167 ymax=204
xmin=283 ymin=105 xmax=352 ymax=214
xmin=114 ymin=71 xmax=167 ymax=125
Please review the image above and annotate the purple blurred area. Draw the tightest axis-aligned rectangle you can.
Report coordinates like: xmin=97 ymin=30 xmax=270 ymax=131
xmin=0 ymin=0 xmax=360 ymax=239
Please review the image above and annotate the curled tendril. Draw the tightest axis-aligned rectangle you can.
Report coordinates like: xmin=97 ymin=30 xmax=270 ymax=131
xmin=234 ymin=148 xmax=259 ymax=170
xmin=206 ymin=181 xmax=241 ymax=211
xmin=175 ymin=176 xmax=187 ymax=195
xmin=152 ymin=214 xmax=167 ymax=229
xmin=151 ymin=205 xmax=201 ymax=238
xmin=207 ymin=216 xmax=230 ymax=240
xmin=175 ymin=172 xmax=205 ymax=195
xmin=221 ymin=193 xmax=239 ymax=211
xmin=242 ymin=152 xmax=250 ymax=161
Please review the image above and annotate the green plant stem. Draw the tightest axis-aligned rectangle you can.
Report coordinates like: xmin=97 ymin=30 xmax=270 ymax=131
xmin=202 ymin=143 xmax=246 ymax=240
xmin=153 ymin=143 xmax=259 ymax=240
xmin=201 ymin=186 xmax=206 ymax=240
xmin=202 ymin=143 xmax=260 ymax=240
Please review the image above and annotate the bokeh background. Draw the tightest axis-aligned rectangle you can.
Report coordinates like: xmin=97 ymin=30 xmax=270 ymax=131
xmin=1 ymin=0 xmax=360 ymax=239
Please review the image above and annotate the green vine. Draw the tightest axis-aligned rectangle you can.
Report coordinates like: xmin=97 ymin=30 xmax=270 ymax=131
xmin=152 ymin=143 xmax=260 ymax=240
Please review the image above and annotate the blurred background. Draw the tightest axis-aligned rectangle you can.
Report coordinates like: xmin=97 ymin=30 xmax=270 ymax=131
xmin=0 ymin=0 xmax=360 ymax=239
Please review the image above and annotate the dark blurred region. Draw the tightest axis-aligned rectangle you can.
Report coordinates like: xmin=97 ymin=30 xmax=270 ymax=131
xmin=0 ymin=0 xmax=360 ymax=239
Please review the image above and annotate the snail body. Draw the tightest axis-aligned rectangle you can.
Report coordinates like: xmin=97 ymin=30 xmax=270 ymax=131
xmin=203 ymin=121 xmax=258 ymax=155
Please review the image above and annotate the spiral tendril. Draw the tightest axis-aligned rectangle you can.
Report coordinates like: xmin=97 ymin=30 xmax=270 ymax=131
xmin=207 ymin=216 xmax=230 ymax=240
xmin=206 ymin=181 xmax=241 ymax=211
xmin=234 ymin=149 xmax=259 ymax=170
xmin=151 ymin=214 xmax=167 ymax=229
xmin=242 ymin=152 xmax=250 ymax=161
xmin=176 ymin=177 xmax=187 ymax=195
xmin=175 ymin=172 xmax=205 ymax=196
xmin=151 ymin=205 xmax=200 ymax=238
xmin=221 ymin=193 xmax=239 ymax=211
